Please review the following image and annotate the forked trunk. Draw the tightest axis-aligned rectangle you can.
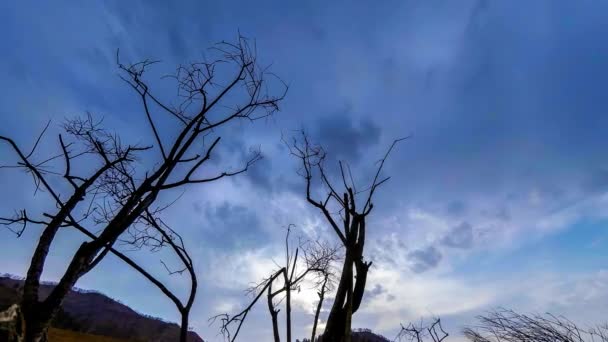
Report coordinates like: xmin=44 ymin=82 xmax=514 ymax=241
xmin=322 ymin=249 xmax=353 ymax=342
xmin=268 ymin=284 xmax=281 ymax=342
xmin=322 ymin=217 xmax=370 ymax=342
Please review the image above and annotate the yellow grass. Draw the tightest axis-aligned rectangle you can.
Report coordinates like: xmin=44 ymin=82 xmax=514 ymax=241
xmin=48 ymin=328 xmax=135 ymax=342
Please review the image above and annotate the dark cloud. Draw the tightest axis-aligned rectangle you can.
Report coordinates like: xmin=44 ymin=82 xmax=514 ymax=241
xmin=408 ymin=246 xmax=442 ymax=273
xmin=441 ymin=222 xmax=474 ymax=249
xmin=495 ymin=207 xmax=511 ymax=222
xmin=245 ymin=156 xmax=274 ymax=192
xmin=367 ymin=284 xmax=386 ymax=299
xmin=446 ymin=200 xmax=467 ymax=216
xmin=367 ymin=283 xmax=397 ymax=303
xmin=315 ymin=113 xmax=381 ymax=162
xmin=205 ymin=136 xmax=275 ymax=192
xmin=203 ymin=202 xmax=267 ymax=248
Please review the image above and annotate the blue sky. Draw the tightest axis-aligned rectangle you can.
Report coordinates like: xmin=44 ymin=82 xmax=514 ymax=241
xmin=1 ymin=1 xmax=608 ymax=340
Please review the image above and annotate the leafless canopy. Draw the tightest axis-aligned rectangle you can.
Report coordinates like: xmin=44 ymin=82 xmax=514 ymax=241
xmin=212 ymin=225 xmax=339 ymax=342
xmin=0 ymin=35 xmax=286 ymax=342
xmin=396 ymin=318 xmax=449 ymax=342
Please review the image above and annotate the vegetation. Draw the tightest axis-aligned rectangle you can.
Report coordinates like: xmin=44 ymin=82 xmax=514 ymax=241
xmin=48 ymin=328 xmax=135 ymax=342
xmin=0 ymin=276 xmax=202 ymax=341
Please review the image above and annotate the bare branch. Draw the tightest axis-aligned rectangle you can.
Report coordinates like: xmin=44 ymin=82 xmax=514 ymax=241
xmin=396 ymin=317 xmax=448 ymax=342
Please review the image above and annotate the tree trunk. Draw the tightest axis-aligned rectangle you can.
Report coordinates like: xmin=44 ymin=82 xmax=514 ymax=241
xmin=180 ymin=312 xmax=189 ymax=342
xmin=28 ymin=193 xmax=158 ymax=341
xmin=21 ymin=186 xmax=91 ymax=329
xmin=270 ymin=309 xmax=281 ymax=342
xmin=268 ymin=283 xmax=281 ymax=342
xmin=323 ymin=217 xmax=369 ymax=342
xmin=311 ymin=276 xmax=328 ymax=342
xmin=343 ymin=275 xmax=353 ymax=342
xmin=323 ymin=249 xmax=352 ymax=342
xmin=20 ymin=303 xmax=51 ymax=342
xmin=285 ymin=271 xmax=292 ymax=342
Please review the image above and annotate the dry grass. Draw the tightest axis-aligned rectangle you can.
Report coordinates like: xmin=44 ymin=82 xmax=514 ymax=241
xmin=48 ymin=328 xmax=135 ymax=342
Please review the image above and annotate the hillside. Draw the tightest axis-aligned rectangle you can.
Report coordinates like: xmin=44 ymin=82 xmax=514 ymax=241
xmin=0 ymin=275 xmax=203 ymax=342
xmin=302 ymin=328 xmax=392 ymax=342
xmin=48 ymin=328 xmax=134 ymax=342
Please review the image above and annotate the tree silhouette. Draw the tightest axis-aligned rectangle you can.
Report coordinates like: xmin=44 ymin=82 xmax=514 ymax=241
xmin=288 ymin=132 xmax=406 ymax=342
xmin=214 ymin=225 xmax=338 ymax=342
xmin=396 ymin=318 xmax=448 ymax=342
xmin=0 ymin=35 xmax=286 ymax=342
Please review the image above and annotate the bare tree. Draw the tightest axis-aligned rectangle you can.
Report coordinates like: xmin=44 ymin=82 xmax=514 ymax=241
xmin=463 ymin=308 xmax=608 ymax=342
xmin=310 ymin=271 xmax=330 ymax=342
xmin=0 ymin=35 xmax=286 ymax=342
xmin=214 ymin=225 xmax=339 ymax=342
xmin=396 ymin=318 xmax=448 ymax=342
xmin=287 ymin=132 xmax=406 ymax=342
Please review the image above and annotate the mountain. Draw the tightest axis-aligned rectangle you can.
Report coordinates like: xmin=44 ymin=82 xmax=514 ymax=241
xmin=301 ymin=328 xmax=392 ymax=342
xmin=0 ymin=275 xmax=203 ymax=342
xmin=350 ymin=329 xmax=392 ymax=342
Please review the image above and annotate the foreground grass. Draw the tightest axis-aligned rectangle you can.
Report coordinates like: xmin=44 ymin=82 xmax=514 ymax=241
xmin=48 ymin=328 xmax=134 ymax=342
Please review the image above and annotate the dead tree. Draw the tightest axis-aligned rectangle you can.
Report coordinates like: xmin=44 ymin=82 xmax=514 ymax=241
xmin=0 ymin=36 xmax=286 ymax=342
xmin=288 ymin=132 xmax=406 ymax=342
xmin=310 ymin=272 xmax=330 ymax=342
xmin=214 ymin=225 xmax=339 ymax=342
xmin=396 ymin=318 xmax=448 ymax=342
xmin=463 ymin=308 xmax=608 ymax=342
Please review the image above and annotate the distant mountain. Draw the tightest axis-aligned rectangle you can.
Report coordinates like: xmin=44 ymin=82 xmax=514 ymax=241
xmin=350 ymin=329 xmax=392 ymax=342
xmin=0 ymin=274 xmax=203 ymax=342
xmin=302 ymin=328 xmax=392 ymax=342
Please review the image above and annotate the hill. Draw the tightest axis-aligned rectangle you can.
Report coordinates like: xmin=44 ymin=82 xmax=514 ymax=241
xmin=0 ymin=275 xmax=203 ymax=342
xmin=303 ymin=328 xmax=392 ymax=342
xmin=48 ymin=327 xmax=135 ymax=342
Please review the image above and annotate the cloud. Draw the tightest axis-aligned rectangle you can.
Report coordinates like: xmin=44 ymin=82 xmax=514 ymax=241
xmin=360 ymin=265 xmax=495 ymax=331
xmin=408 ymin=246 xmax=442 ymax=273
xmin=244 ymin=156 xmax=274 ymax=191
xmin=446 ymin=200 xmax=467 ymax=216
xmin=204 ymin=246 xmax=278 ymax=291
xmin=201 ymin=201 xmax=267 ymax=249
xmin=367 ymin=284 xmax=387 ymax=299
xmin=315 ymin=112 xmax=381 ymax=162
xmin=441 ymin=222 xmax=474 ymax=249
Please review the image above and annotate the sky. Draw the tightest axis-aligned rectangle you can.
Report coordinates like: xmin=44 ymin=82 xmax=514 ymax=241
xmin=1 ymin=0 xmax=608 ymax=340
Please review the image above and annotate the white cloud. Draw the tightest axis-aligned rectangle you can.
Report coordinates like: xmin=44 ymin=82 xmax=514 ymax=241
xmin=362 ymin=266 xmax=495 ymax=331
